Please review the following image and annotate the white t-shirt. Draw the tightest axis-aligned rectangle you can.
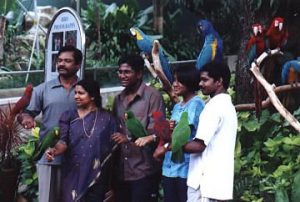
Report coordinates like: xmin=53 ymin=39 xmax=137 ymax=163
xmin=187 ymin=93 xmax=237 ymax=200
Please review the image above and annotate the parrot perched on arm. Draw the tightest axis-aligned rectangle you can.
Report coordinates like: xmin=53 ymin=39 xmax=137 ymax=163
xmin=265 ymin=17 xmax=288 ymax=50
xmin=171 ymin=112 xmax=191 ymax=163
xmin=152 ymin=111 xmax=171 ymax=147
xmin=196 ymin=19 xmax=223 ymax=71
xmin=125 ymin=111 xmax=147 ymax=139
xmin=9 ymin=84 xmax=33 ymax=123
xmin=129 ymin=27 xmax=173 ymax=83
xmin=32 ymin=127 xmax=60 ymax=161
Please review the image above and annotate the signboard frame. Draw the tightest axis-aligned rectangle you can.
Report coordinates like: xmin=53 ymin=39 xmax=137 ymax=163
xmin=45 ymin=7 xmax=85 ymax=82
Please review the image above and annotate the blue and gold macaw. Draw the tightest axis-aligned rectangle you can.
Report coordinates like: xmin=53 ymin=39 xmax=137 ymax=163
xmin=281 ymin=58 xmax=300 ymax=110
xmin=281 ymin=58 xmax=300 ymax=85
xmin=130 ymin=27 xmax=173 ymax=83
xmin=196 ymin=19 xmax=223 ymax=70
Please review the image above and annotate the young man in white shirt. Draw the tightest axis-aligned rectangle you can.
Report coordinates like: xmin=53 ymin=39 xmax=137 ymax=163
xmin=184 ymin=62 xmax=238 ymax=202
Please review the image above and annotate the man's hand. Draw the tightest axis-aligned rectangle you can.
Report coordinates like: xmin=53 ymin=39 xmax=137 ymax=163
xmin=112 ymin=132 xmax=129 ymax=144
xmin=46 ymin=148 xmax=56 ymax=162
xmin=135 ymin=135 xmax=154 ymax=147
xmin=169 ymin=120 xmax=176 ymax=131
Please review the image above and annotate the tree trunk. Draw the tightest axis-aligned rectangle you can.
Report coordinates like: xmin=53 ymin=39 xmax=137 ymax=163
xmin=0 ymin=16 xmax=6 ymax=65
xmin=153 ymin=0 xmax=163 ymax=34
xmin=235 ymin=0 xmax=254 ymax=104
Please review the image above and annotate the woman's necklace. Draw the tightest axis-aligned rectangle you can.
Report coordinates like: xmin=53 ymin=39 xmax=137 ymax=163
xmin=82 ymin=109 xmax=98 ymax=138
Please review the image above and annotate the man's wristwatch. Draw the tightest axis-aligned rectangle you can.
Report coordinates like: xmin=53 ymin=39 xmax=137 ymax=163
xmin=164 ymin=142 xmax=170 ymax=149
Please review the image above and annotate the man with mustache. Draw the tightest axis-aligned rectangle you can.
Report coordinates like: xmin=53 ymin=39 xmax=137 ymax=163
xmin=18 ymin=45 xmax=83 ymax=202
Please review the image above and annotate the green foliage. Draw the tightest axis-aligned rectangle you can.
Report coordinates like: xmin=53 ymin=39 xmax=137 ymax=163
xmin=149 ymin=78 xmax=173 ymax=119
xmin=17 ymin=127 xmax=40 ymax=202
xmin=81 ymin=0 xmax=152 ymax=67
xmin=0 ymin=0 xmax=16 ymax=16
xmin=234 ymin=107 xmax=300 ymax=201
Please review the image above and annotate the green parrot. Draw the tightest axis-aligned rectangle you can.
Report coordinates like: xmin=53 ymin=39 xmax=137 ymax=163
xmin=171 ymin=112 xmax=191 ymax=163
xmin=125 ymin=111 xmax=147 ymax=139
xmin=32 ymin=127 xmax=60 ymax=161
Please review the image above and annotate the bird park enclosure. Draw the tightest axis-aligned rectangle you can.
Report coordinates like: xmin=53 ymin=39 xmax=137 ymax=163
xmin=1 ymin=1 xmax=300 ymax=201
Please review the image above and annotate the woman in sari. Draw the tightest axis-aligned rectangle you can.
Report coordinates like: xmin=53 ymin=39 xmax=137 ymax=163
xmin=46 ymin=79 xmax=117 ymax=202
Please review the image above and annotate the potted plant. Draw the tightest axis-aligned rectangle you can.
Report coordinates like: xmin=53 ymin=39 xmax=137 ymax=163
xmin=0 ymin=104 xmax=23 ymax=202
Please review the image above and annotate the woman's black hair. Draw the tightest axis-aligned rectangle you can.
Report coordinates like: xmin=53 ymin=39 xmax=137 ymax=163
xmin=173 ymin=64 xmax=200 ymax=92
xmin=76 ymin=79 xmax=102 ymax=108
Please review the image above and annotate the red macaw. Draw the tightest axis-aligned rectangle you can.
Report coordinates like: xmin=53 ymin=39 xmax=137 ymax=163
xmin=10 ymin=84 xmax=33 ymax=123
xmin=245 ymin=23 xmax=266 ymax=64
xmin=265 ymin=17 xmax=288 ymax=50
xmin=245 ymin=24 xmax=266 ymax=119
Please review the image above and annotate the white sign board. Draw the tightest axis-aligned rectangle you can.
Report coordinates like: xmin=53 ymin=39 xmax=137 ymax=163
xmin=45 ymin=7 xmax=85 ymax=82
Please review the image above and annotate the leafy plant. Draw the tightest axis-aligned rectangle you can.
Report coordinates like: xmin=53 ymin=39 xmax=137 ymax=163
xmin=81 ymin=0 xmax=152 ymax=67
xmin=234 ymin=108 xmax=300 ymax=201
xmin=17 ymin=127 xmax=39 ymax=202
xmin=0 ymin=105 xmax=23 ymax=168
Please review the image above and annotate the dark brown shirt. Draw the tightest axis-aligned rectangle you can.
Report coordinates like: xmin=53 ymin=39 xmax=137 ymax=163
xmin=113 ymin=82 xmax=165 ymax=181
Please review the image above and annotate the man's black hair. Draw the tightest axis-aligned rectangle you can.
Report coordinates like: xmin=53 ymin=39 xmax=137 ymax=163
xmin=58 ymin=45 xmax=83 ymax=65
xmin=200 ymin=62 xmax=231 ymax=89
xmin=118 ymin=54 xmax=144 ymax=72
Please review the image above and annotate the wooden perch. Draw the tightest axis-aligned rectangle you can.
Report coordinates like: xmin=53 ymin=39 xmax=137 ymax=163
xmin=152 ymin=40 xmax=179 ymax=103
xmin=235 ymin=83 xmax=300 ymax=111
xmin=249 ymin=49 xmax=300 ymax=132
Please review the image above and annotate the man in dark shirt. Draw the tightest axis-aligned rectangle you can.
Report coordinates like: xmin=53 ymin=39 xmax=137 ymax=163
xmin=112 ymin=54 xmax=165 ymax=202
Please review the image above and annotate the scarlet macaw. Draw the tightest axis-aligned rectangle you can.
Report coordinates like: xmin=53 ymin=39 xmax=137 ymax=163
xmin=265 ymin=17 xmax=288 ymax=50
xmin=10 ymin=84 xmax=33 ymax=123
xmin=245 ymin=23 xmax=266 ymax=64
xmin=196 ymin=19 xmax=223 ymax=70
xmin=245 ymin=24 xmax=267 ymax=119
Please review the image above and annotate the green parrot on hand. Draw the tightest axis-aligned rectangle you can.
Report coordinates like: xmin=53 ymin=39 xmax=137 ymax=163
xmin=32 ymin=127 xmax=60 ymax=161
xmin=125 ymin=111 xmax=147 ymax=139
xmin=171 ymin=112 xmax=191 ymax=163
